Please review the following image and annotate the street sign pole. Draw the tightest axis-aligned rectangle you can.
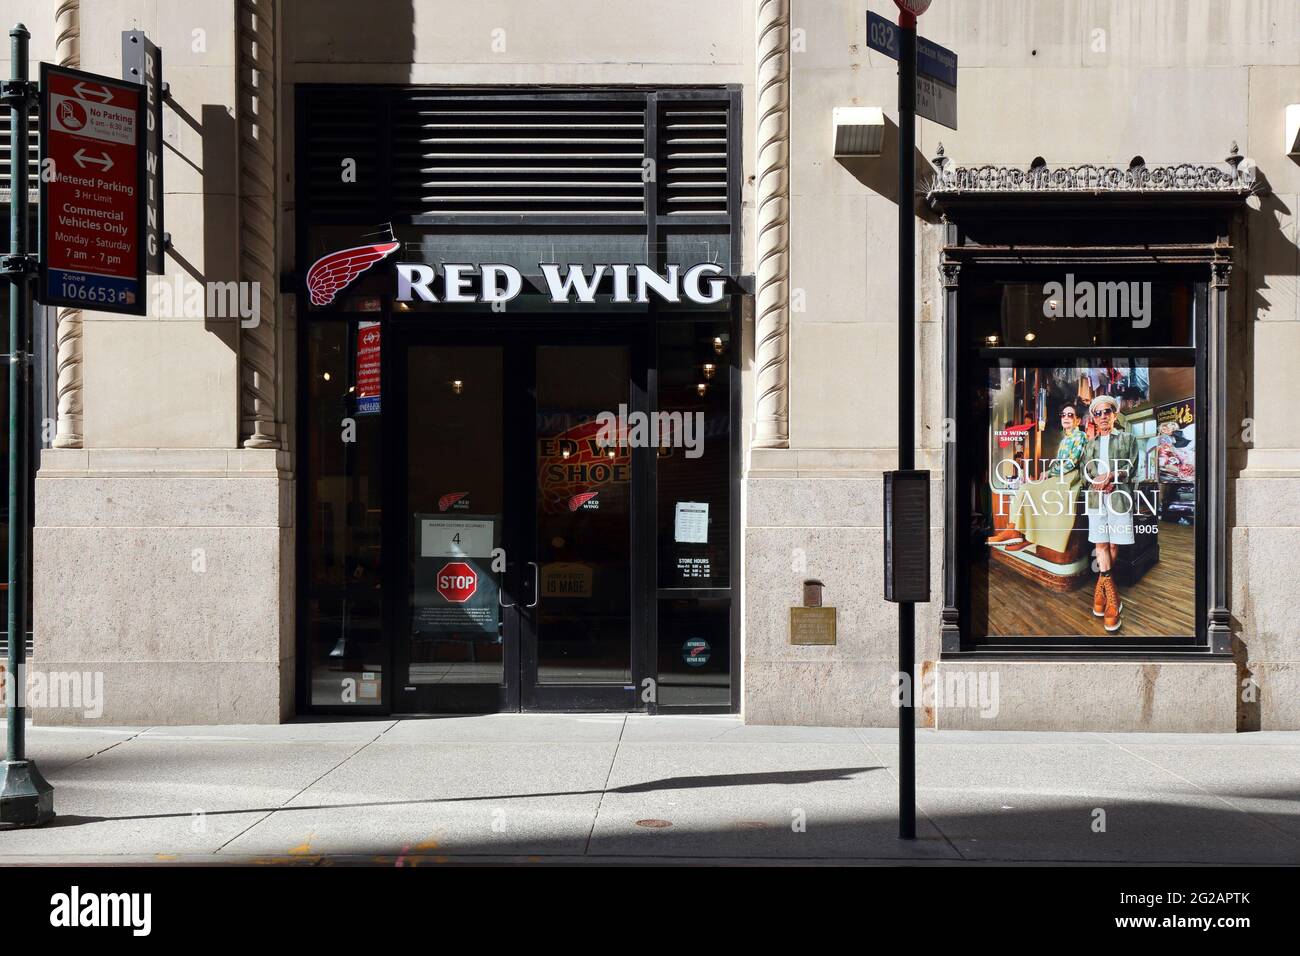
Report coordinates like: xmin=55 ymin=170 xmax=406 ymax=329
xmin=0 ymin=22 xmax=54 ymax=829
xmin=896 ymin=4 xmax=918 ymax=842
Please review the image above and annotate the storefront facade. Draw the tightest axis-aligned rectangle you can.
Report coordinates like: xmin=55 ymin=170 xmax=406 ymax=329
xmin=295 ymin=86 xmax=742 ymax=714
xmin=18 ymin=0 xmax=1300 ymax=730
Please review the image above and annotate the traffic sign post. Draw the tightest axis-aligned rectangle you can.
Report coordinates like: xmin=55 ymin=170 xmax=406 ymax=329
xmin=895 ymin=1 xmax=919 ymax=843
xmin=867 ymin=9 xmax=958 ymax=130
xmin=0 ymin=23 xmax=54 ymax=829
xmin=874 ymin=0 xmax=949 ymax=843
xmin=38 ymin=62 xmax=147 ymax=315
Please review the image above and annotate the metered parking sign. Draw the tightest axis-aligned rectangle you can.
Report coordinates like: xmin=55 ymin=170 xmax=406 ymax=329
xmin=39 ymin=63 xmax=147 ymax=315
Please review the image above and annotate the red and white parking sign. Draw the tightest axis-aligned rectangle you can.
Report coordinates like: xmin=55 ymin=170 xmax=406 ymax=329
xmin=436 ymin=562 xmax=478 ymax=603
xmin=39 ymin=63 xmax=146 ymax=315
xmin=355 ymin=322 xmax=381 ymax=414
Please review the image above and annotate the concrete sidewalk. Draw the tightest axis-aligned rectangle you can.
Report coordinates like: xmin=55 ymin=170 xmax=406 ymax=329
xmin=1 ymin=716 xmax=1298 ymax=865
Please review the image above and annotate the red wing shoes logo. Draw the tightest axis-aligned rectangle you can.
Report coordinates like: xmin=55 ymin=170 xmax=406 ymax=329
xmin=306 ymin=240 xmax=401 ymax=306
xmin=438 ymin=491 xmax=469 ymax=512
xmin=537 ymin=418 xmax=630 ymax=514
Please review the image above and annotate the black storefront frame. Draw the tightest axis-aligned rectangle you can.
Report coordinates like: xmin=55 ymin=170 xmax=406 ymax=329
xmin=954 ymin=268 xmax=1206 ymax=653
xmin=294 ymin=305 xmax=741 ymax=716
xmin=931 ymin=196 xmax=1241 ymax=662
xmin=291 ymin=83 xmax=744 ymax=715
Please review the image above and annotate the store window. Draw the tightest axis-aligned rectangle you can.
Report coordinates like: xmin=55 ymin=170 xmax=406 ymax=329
xmin=302 ymin=318 xmax=386 ymax=707
xmin=655 ymin=320 xmax=733 ymax=707
xmin=296 ymin=84 xmax=741 ymax=713
xmin=962 ymin=272 xmax=1204 ymax=646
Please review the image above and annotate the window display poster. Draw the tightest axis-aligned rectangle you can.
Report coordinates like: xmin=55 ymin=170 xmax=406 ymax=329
xmin=980 ymin=363 xmax=1196 ymax=639
xmin=412 ymin=514 xmax=499 ymax=637
xmin=1156 ymin=398 xmax=1195 ymax=483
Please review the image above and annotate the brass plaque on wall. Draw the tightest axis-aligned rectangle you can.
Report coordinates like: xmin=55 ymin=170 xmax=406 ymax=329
xmin=789 ymin=606 xmax=837 ymax=645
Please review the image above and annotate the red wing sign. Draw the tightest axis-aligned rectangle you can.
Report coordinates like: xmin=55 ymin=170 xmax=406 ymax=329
xmin=306 ymin=240 xmax=401 ymax=306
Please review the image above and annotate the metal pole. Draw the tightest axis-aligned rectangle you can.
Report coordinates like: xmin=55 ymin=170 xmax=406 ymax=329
xmin=0 ymin=21 xmax=54 ymax=829
xmin=897 ymin=10 xmax=917 ymax=841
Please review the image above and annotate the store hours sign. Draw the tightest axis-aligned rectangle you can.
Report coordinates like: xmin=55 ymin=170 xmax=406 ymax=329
xmin=39 ymin=63 xmax=147 ymax=315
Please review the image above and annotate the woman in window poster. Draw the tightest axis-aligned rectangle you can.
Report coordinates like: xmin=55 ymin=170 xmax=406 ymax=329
xmin=1080 ymin=395 xmax=1138 ymax=632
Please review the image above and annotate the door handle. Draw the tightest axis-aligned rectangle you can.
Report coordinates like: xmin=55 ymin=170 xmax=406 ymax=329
xmin=526 ymin=561 xmax=540 ymax=608
xmin=498 ymin=570 xmax=514 ymax=608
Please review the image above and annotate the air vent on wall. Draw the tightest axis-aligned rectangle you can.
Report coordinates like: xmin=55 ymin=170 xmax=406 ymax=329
xmin=656 ymin=101 xmax=729 ymax=217
xmin=301 ymin=92 xmax=383 ymax=218
xmin=391 ymin=95 xmax=647 ymax=217
xmin=299 ymin=88 xmax=736 ymax=228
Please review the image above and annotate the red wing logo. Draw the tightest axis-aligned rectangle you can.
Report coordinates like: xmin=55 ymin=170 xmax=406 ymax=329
xmin=438 ymin=492 xmax=468 ymax=512
xmin=306 ymin=240 xmax=401 ymax=306
xmin=568 ymin=492 xmax=599 ymax=512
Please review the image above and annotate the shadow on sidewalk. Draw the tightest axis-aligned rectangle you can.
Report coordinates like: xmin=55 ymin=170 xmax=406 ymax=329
xmin=35 ymin=766 xmax=883 ymax=828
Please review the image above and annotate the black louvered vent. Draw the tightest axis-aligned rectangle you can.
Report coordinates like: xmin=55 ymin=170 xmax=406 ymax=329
xmin=301 ymin=92 xmax=383 ymax=218
xmin=0 ymin=113 xmax=40 ymax=197
xmin=299 ymin=88 xmax=736 ymax=226
xmin=656 ymin=101 xmax=730 ymax=217
xmin=392 ymin=95 xmax=647 ymax=217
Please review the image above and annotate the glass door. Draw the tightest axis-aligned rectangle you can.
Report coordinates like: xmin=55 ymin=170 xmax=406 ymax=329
xmin=395 ymin=339 xmax=521 ymax=712
xmin=524 ymin=344 xmax=638 ymax=710
xmin=393 ymin=330 xmax=642 ymax=713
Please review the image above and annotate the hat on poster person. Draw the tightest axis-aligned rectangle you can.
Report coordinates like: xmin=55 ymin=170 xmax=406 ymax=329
xmin=1088 ymin=394 xmax=1124 ymax=425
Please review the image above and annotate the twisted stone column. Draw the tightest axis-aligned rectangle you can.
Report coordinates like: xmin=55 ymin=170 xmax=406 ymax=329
xmin=52 ymin=0 xmax=83 ymax=449
xmin=754 ymin=0 xmax=791 ymax=448
xmin=238 ymin=0 xmax=280 ymax=448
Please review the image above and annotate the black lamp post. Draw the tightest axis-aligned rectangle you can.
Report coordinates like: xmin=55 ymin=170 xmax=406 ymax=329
xmin=0 ymin=22 xmax=54 ymax=829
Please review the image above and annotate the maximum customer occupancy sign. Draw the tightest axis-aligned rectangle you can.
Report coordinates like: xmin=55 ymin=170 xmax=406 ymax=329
xmin=39 ymin=63 xmax=147 ymax=315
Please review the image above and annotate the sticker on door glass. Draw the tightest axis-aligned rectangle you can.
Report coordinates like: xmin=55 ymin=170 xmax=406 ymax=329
xmin=683 ymin=638 xmax=711 ymax=666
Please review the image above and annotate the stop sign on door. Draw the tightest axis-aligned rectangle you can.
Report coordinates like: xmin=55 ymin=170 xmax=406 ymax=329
xmin=436 ymin=561 xmax=477 ymax=603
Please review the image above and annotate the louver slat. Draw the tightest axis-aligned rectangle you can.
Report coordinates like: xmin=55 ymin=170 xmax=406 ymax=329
xmin=299 ymin=91 xmax=733 ymax=224
xmin=301 ymin=94 xmax=383 ymax=217
xmin=391 ymin=97 xmax=647 ymax=217
xmin=656 ymin=104 xmax=729 ymax=217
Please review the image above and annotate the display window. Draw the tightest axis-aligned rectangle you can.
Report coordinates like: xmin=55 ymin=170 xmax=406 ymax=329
xmin=956 ymin=270 xmax=1206 ymax=649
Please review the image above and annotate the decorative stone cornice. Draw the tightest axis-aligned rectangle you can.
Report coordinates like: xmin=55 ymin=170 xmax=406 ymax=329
xmin=753 ymin=0 xmax=790 ymax=449
xmin=238 ymin=0 xmax=280 ymax=449
xmin=926 ymin=143 xmax=1260 ymax=197
xmin=52 ymin=0 xmax=83 ymax=449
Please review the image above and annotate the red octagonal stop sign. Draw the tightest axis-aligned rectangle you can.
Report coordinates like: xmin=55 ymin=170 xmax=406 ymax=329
xmin=436 ymin=561 xmax=477 ymax=603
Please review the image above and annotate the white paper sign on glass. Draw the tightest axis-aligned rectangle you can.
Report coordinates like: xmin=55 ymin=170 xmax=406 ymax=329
xmin=674 ymin=502 xmax=710 ymax=544
xmin=421 ymin=518 xmax=494 ymax=558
